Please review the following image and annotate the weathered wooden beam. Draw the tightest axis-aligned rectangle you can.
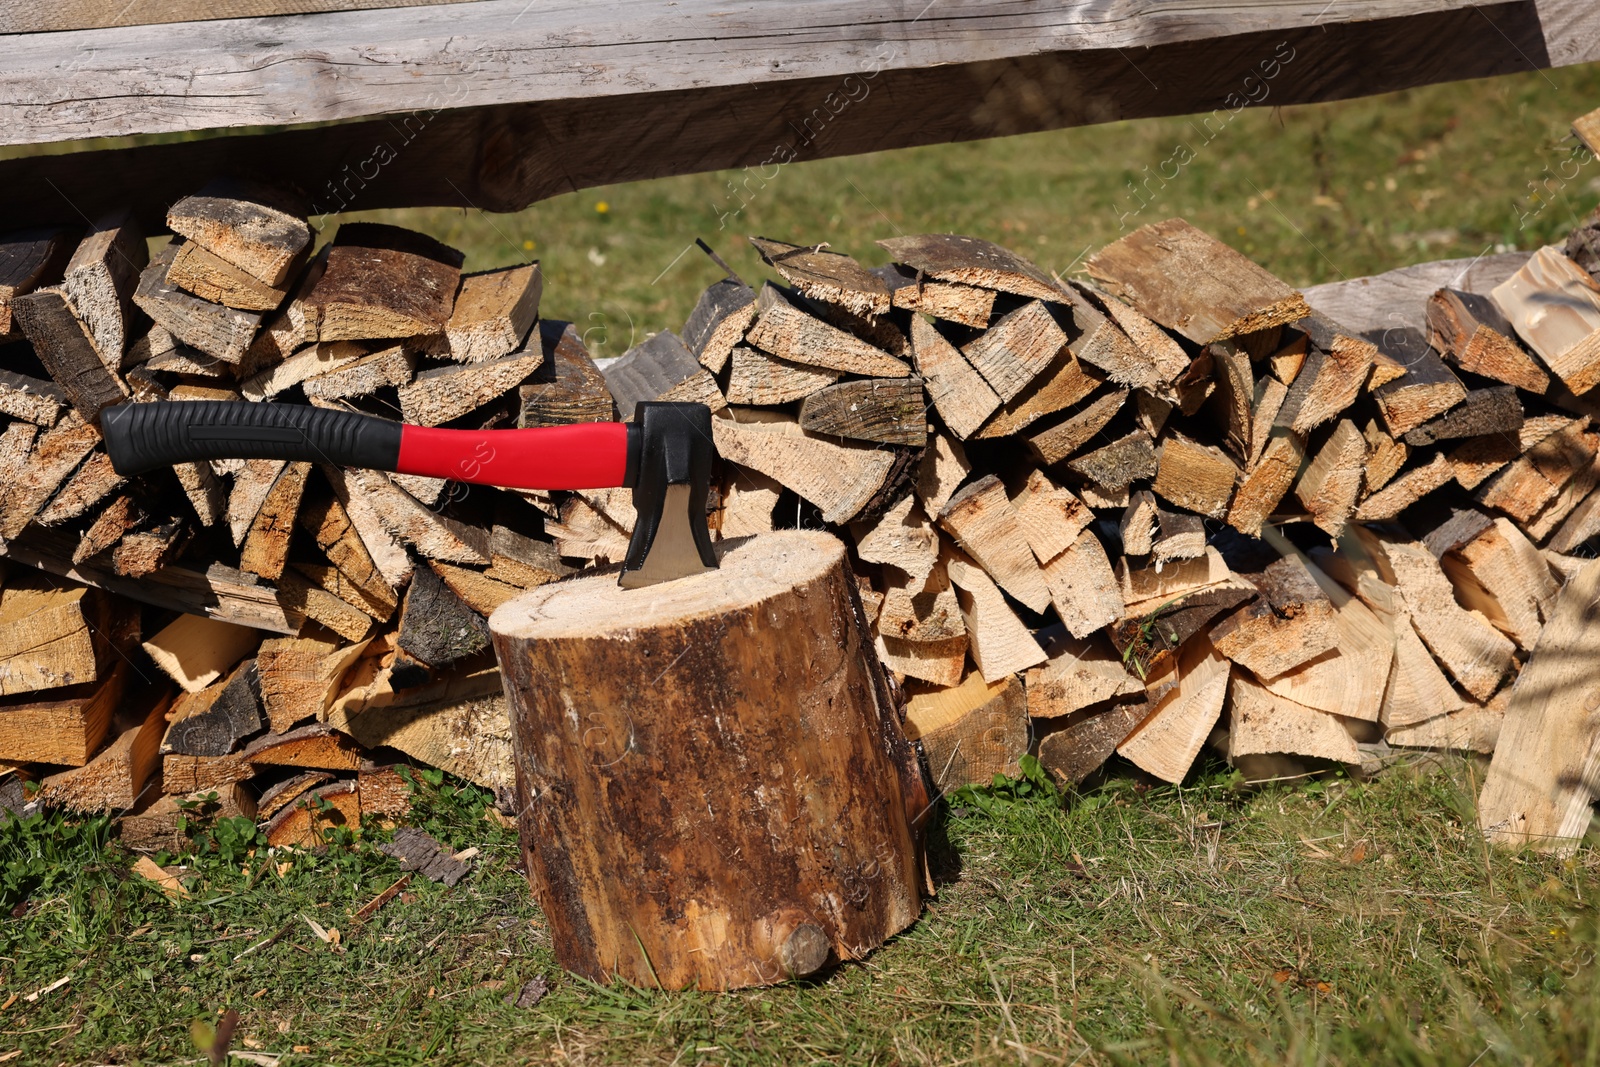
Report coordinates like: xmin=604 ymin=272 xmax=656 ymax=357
xmin=0 ymin=4 xmax=1588 ymax=229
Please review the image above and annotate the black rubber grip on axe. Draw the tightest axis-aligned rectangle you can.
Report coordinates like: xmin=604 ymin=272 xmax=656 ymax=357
xmin=101 ymin=400 xmax=402 ymax=477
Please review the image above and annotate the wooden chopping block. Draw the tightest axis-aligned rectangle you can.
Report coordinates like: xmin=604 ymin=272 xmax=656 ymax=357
xmin=488 ymin=530 xmax=926 ymax=990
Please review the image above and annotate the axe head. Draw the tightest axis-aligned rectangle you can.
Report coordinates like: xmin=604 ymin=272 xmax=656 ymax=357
xmin=618 ymin=402 xmax=719 ymax=588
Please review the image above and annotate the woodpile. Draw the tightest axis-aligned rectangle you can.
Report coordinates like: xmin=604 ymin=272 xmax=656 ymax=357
xmin=3 ymin=156 xmax=1600 ymax=854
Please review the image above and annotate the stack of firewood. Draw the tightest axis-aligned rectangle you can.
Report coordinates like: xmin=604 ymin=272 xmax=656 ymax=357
xmin=3 ymin=167 xmax=1600 ymax=848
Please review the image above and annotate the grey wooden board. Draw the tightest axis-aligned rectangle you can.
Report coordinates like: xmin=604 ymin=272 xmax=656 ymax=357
xmin=0 ymin=3 xmax=1590 ymax=229
xmin=1304 ymin=252 xmax=1533 ymax=337
xmin=3 ymin=0 xmax=478 ymax=34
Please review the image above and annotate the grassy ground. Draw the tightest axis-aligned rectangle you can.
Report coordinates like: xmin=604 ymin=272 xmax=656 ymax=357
xmin=5 ymin=64 xmax=1600 ymax=1066
xmin=3 ymin=759 xmax=1598 ymax=1065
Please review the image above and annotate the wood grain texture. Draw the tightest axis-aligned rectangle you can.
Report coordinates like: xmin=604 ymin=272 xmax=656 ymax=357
xmin=491 ymin=530 xmax=923 ymax=989
xmin=2 ymin=6 xmax=1583 ymax=229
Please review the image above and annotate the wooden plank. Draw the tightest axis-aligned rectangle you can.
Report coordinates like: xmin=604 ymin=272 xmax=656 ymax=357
xmin=3 ymin=6 xmax=1586 ymax=232
xmin=1479 ymin=559 xmax=1600 ymax=854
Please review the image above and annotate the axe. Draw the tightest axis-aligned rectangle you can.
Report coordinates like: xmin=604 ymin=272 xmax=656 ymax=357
xmin=101 ymin=400 xmax=719 ymax=588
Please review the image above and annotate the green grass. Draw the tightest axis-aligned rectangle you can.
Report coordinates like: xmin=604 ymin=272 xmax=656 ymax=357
xmin=6 ymin=62 xmax=1600 ymax=1065
xmin=3 ymin=759 xmax=1599 ymax=1065
xmin=337 ymin=64 xmax=1600 ymax=359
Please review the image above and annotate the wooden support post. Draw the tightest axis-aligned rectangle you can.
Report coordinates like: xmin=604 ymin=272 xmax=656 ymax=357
xmin=490 ymin=531 xmax=925 ymax=989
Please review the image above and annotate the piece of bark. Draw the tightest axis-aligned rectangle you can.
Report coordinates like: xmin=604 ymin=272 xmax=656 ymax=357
xmin=1120 ymin=489 xmax=1158 ymax=556
xmin=683 ymin=278 xmax=757 ymax=374
xmin=1024 ymin=389 xmax=1126 ymax=467
xmin=916 ymin=432 xmax=970 ymax=517
xmin=879 ymin=264 xmax=995 ymax=328
xmin=1025 ymin=630 xmax=1142 ymax=718
xmin=937 ymin=475 xmax=1051 ymax=613
xmin=329 ymin=466 xmax=488 ymax=564
xmin=1038 ymin=700 xmax=1149 ymax=785
xmin=299 ymin=488 xmax=404 ymax=613
xmin=141 ymin=613 xmax=261 ymax=694
xmin=166 ymin=178 xmax=311 ymax=286
xmin=133 ymin=243 xmax=260 ymax=362
xmin=301 ymin=343 xmax=415 ymax=400
xmin=356 ymin=762 xmax=413 ymax=820
xmin=263 ymin=779 xmax=361 ymax=848
xmin=1491 ymin=245 xmax=1600 ymax=395
xmin=1427 ymin=287 xmax=1549 ymax=393
xmin=1450 ymin=413 xmax=1583 ymax=490
xmin=1009 ymin=469 xmax=1093 ymax=563
xmin=1069 ymin=430 xmax=1158 ymax=493
xmin=396 ymin=564 xmax=491 ymax=673
xmin=165 ymin=239 xmax=290 ymax=311
xmin=973 ymin=343 xmax=1103 ymax=440
xmin=602 ymin=328 xmax=726 ymax=416
xmin=1380 ymin=612 xmax=1465 ymax=729
xmin=256 ymin=630 xmax=366 ymax=733
xmin=0 ymin=368 xmax=65 ymax=426
xmin=909 ymin=314 xmax=999 ymax=440
xmin=945 ymin=550 xmax=1047 ymax=679
xmin=237 ymin=460 xmax=311 ymax=580
xmin=1273 ymin=319 xmax=1378 ymax=434
xmin=905 ymin=672 xmax=1027 ymax=790
xmin=1353 ymin=453 xmax=1454 ymax=522
xmin=38 ymin=690 xmax=168 ymax=813
xmin=435 ymin=263 xmax=542 ymax=362
xmin=852 ymin=494 xmax=938 ymax=581
xmin=1151 ymin=510 xmax=1205 ymax=564
xmin=1228 ymin=672 xmax=1359 ymax=765
xmin=1478 ymin=559 xmax=1600 ymax=853
xmin=1040 ymin=529 xmax=1124 ymax=640
xmin=307 ymin=222 xmax=463 ymax=340
xmin=1439 ymin=516 xmax=1557 ymax=652
xmin=750 ymin=237 xmax=890 ymax=317
xmin=1293 ymin=419 xmax=1364 ymax=536
xmin=1387 ymin=540 xmax=1515 ymax=701
xmin=1086 ymin=218 xmax=1309 ymax=344
xmin=959 ymin=300 xmax=1067 ymax=402
xmin=712 ymin=409 xmax=896 ymax=525
xmin=1117 ymin=634 xmax=1229 ymax=783
xmin=798 ymin=377 xmax=926 ymax=447
xmin=374 ymin=826 xmax=473 ymax=885
xmin=0 ymin=226 xmax=75 ymax=337
xmin=1403 ymin=386 xmax=1522 ymax=447
xmin=1153 ymin=432 xmax=1238 ymax=519
xmin=1259 ymin=594 xmax=1393 ymax=722
xmin=0 ymin=662 xmax=124 ymax=766
xmin=160 ymin=659 xmax=263 ymax=757
xmin=746 ymin=285 xmax=908 ymax=377
xmin=11 ymin=288 xmax=128 ymax=423
xmin=877 ymin=233 xmax=1061 ymax=302
xmin=1209 ymin=556 xmax=1337 ymax=679
xmin=398 ymin=347 xmax=544 ymax=426
xmin=1109 ymin=577 xmax=1255 ymax=682
xmin=35 ymin=452 xmax=125 ymax=525
xmin=1372 ymin=348 xmax=1468 ymax=438
xmin=517 ymin=320 xmax=617 ymax=427
xmin=61 ymin=210 xmax=146 ymax=364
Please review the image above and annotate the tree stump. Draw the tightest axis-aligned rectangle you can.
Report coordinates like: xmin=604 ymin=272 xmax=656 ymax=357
xmin=489 ymin=530 xmax=927 ymax=989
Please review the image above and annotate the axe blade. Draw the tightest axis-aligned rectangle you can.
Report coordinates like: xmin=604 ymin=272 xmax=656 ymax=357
xmin=618 ymin=402 xmax=719 ymax=588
